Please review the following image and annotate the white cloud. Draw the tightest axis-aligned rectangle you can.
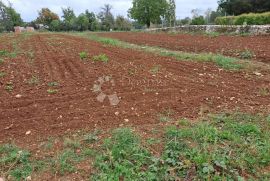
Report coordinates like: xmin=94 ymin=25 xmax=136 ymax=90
xmin=3 ymin=0 xmax=218 ymax=22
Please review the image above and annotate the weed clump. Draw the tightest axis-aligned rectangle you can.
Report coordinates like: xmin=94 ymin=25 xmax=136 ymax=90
xmin=92 ymin=54 xmax=109 ymax=63
xmin=79 ymin=51 xmax=88 ymax=60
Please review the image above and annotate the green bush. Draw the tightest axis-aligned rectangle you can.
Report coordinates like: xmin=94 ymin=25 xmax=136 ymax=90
xmin=215 ymin=12 xmax=270 ymax=25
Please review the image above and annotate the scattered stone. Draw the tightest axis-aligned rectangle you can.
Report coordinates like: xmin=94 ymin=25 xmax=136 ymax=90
xmin=124 ymin=119 xmax=129 ymax=123
xmin=254 ymin=72 xmax=263 ymax=76
xmin=25 ymin=130 xmax=31 ymax=135
xmin=4 ymin=124 xmax=13 ymax=130
xmin=230 ymin=97 xmax=235 ymax=101
xmin=131 ymin=107 xmax=135 ymax=110
xmin=15 ymin=94 xmax=22 ymax=98
xmin=115 ymin=111 xmax=120 ymax=116
xmin=26 ymin=176 xmax=31 ymax=181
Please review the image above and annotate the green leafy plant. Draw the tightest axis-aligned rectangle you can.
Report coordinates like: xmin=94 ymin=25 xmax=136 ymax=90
xmin=79 ymin=51 xmax=88 ymax=60
xmin=0 ymin=71 xmax=6 ymax=78
xmin=240 ymin=49 xmax=254 ymax=59
xmin=158 ymin=108 xmax=174 ymax=122
xmin=150 ymin=65 xmax=161 ymax=74
xmin=92 ymin=54 xmax=109 ymax=63
xmin=47 ymin=89 xmax=58 ymax=94
xmin=0 ymin=58 xmax=4 ymax=64
xmin=0 ymin=144 xmax=33 ymax=180
xmin=48 ymin=81 xmax=59 ymax=87
xmin=28 ymin=75 xmax=39 ymax=85
xmin=5 ymin=82 xmax=14 ymax=92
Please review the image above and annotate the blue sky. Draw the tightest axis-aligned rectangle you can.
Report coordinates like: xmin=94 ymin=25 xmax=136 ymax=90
xmin=4 ymin=0 xmax=218 ymax=22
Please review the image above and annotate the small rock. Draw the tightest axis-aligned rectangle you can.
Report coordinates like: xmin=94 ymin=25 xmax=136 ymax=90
xmin=124 ymin=119 xmax=129 ymax=123
xmin=131 ymin=107 xmax=135 ymax=110
xmin=254 ymin=72 xmax=262 ymax=76
xmin=156 ymin=92 xmax=159 ymax=95
xmin=25 ymin=130 xmax=31 ymax=135
xmin=26 ymin=176 xmax=31 ymax=181
xmin=15 ymin=94 xmax=22 ymax=98
xmin=115 ymin=111 xmax=120 ymax=116
xmin=119 ymin=124 xmax=124 ymax=127
xmin=230 ymin=97 xmax=235 ymax=101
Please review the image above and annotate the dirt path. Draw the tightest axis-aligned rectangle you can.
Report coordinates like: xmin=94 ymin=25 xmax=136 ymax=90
xmin=98 ymin=32 xmax=270 ymax=63
xmin=0 ymin=33 xmax=269 ymax=145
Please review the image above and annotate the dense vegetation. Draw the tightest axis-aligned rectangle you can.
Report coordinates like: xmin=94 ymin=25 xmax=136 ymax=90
xmin=216 ymin=12 xmax=270 ymax=25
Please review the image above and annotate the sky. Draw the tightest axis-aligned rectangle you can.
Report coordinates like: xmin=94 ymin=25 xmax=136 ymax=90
xmin=3 ymin=0 xmax=218 ymax=22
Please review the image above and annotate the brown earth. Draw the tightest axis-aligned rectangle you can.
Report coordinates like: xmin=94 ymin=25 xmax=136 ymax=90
xmin=0 ymin=33 xmax=269 ymax=146
xmin=98 ymin=32 xmax=270 ymax=63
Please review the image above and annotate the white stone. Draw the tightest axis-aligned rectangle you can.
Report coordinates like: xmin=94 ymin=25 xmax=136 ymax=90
xmin=15 ymin=94 xmax=22 ymax=98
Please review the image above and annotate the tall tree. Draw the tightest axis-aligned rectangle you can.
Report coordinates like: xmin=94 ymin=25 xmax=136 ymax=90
xmin=85 ymin=10 xmax=96 ymax=31
xmin=115 ymin=15 xmax=132 ymax=31
xmin=62 ymin=7 xmax=76 ymax=31
xmin=74 ymin=13 xmax=89 ymax=31
xmin=166 ymin=0 xmax=176 ymax=27
xmin=98 ymin=4 xmax=114 ymax=31
xmin=128 ymin=0 xmax=169 ymax=28
xmin=36 ymin=8 xmax=59 ymax=25
xmin=62 ymin=7 xmax=75 ymax=22
xmin=218 ymin=0 xmax=270 ymax=16
xmin=0 ymin=0 xmax=23 ymax=31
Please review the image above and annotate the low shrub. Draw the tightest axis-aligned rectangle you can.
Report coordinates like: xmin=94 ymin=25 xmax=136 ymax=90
xmin=215 ymin=12 xmax=270 ymax=25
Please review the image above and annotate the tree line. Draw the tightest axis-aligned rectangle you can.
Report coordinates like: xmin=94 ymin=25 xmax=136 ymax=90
xmin=1 ymin=0 xmax=270 ymax=32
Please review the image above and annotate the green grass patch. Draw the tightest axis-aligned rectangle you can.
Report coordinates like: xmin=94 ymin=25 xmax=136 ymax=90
xmin=48 ymin=81 xmax=59 ymax=87
xmin=1 ymin=112 xmax=269 ymax=180
xmin=28 ymin=75 xmax=39 ymax=85
xmin=92 ymin=54 xmax=109 ymax=63
xmin=76 ymin=33 xmax=244 ymax=70
xmin=5 ymin=82 xmax=14 ymax=92
xmin=0 ymin=71 xmax=6 ymax=78
xmin=79 ymin=51 xmax=88 ymax=60
xmin=150 ymin=65 xmax=161 ymax=74
xmin=47 ymin=89 xmax=58 ymax=94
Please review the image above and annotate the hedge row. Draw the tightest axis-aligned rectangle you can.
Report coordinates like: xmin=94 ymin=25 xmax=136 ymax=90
xmin=215 ymin=12 xmax=270 ymax=25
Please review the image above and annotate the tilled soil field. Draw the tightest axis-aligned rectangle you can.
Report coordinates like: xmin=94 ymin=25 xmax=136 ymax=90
xmin=0 ymin=33 xmax=270 ymax=146
xmin=98 ymin=32 xmax=270 ymax=63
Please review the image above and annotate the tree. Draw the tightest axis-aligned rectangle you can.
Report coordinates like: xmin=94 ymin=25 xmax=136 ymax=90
xmin=165 ymin=0 xmax=176 ymax=27
xmin=191 ymin=16 xmax=206 ymax=25
xmin=85 ymin=10 xmax=97 ymax=31
xmin=98 ymin=4 xmax=114 ymax=31
xmin=74 ymin=13 xmax=89 ymax=31
xmin=49 ymin=19 xmax=61 ymax=31
xmin=218 ymin=0 xmax=270 ymax=16
xmin=115 ymin=15 xmax=132 ymax=31
xmin=128 ymin=0 xmax=169 ymax=28
xmin=62 ymin=7 xmax=76 ymax=31
xmin=0 ymin=0 xmax=23 ymax=32
xmin=62 ymin=7 xmax=75 ymax=22
xmin=36 ymin=8 xmax=59 ymax=25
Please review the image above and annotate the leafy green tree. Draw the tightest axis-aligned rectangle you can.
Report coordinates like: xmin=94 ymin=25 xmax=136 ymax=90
xmin=165 ymin=0 xmax=176 ymax=27
xmin=36 ymin=8 xmax=59 ymax=25
xmin=98 ymin=4 xmax=114 ymax=31
xmin=115 ymin=15 xmax=132 ymax=31
xmin=218 ymin=0 xmax=270 ymax=16
xmin=62 ymin=7 xmax=76 ymax=31
xmin=0 ymin=0 xmax=23 ymax=32
xmin=49 ymin=19 xmax=61 ymax=31
xmin=74 ymin=13 xmax=89 ymax=31
xmin=191 ymin=16 xmax=206 ymax=25
xmin=85 ymin=10 xmax=97 ymax=31
xmin=128 ymin=0 xmax=169 ymax=28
